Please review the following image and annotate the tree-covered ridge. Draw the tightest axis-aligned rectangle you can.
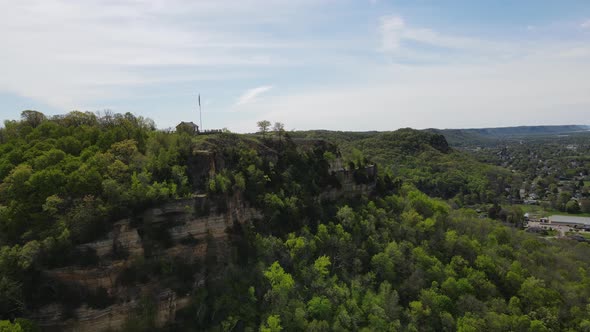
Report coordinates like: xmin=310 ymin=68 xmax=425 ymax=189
xmin=0 ymin=111 xmax=194 ymax=247
xmin=178 ymin=185 xmax=590 ymax=331
xmin=0 ymin=111 xmax=348 ymax=327
xmin=439 ymin=125 xmax=590 ymax=140
xmin=292 ymin=129 xmax=518 ymax=205
xmin=0 ymin=111 xmax=198 ymax=325
xmin=171 ymin=127 xmax=590 ymax=331
xmin=192 ymin=131 xmax=345 ymax=235
xmin=425 ymin=126 xmax=590 ymax=150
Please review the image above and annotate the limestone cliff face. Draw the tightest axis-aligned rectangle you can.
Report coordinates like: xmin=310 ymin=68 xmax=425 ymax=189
xmin=320 ymin=163 xmax=377 ymax=201
xmin=33 ymin=193 xmax=260 ymax=331
xmin=87 ymin=220 xmax=144 ymax=259
xmin=44 ymin=220 xmax=143 ymax=293
xmin=32 ymin=290 xmax=191 ymax=332
xmin=146 ymin=196 xmax=261 ymax=242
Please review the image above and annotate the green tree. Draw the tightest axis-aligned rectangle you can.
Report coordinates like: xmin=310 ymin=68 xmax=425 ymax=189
xmin=20 ymin=110 xmax=46 ymax=128
xmin=566 ymin=200 xmax=581 ymax=214
xmin=313 ymin=255 xmax=331 ymax=278
xmin=13 ymin=319 xmax=39 ymax=332
xmin=456 ymin=313 xmax=485 ymax=332
xmin=517 ymin=277 xmax=560 ymax=313
xmin=109 ymin=139 xmax=139 ymax=165
xmin=307 ymin=296 xmax=332 ymax=320
xmin=0 ymin=277 xmax=23 ymax=319
xmin=264 ymin=262 xmax=295 ymax=307
xmin=257 ymin=120 xmax=271 ymax=139
xmin=556 ymin=192 xmax=572 ymax=211
xmin=260 ymin=315 xmax=282 ymax=332
xmin=507 ymin=206 xmax=524 ymax=227
xmin=0 ymin=320 xmax=24 ymax=332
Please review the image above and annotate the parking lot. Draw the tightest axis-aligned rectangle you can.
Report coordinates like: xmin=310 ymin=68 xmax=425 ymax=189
xmin=526 ymin=221 xmax=572 ymax=237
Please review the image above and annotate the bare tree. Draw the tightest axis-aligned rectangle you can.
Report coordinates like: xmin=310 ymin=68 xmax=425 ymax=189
xmin=273 ymin=122 xmax=285 ymax=142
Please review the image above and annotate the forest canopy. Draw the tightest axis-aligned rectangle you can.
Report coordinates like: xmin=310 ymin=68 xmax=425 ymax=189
xmin=1 ymin=111 xmax=590 ymax=332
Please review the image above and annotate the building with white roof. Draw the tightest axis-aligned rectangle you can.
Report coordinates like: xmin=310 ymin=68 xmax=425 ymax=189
xmin=548 ymin=215 xmax=590 ymax=228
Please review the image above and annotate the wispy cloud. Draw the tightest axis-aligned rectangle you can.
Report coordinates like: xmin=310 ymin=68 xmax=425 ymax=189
xmin=230 ymin=56 xmax=590 ymax=132
xmin=228 ymin=15 xmax=590 ymax=132
xmin=379 ymin=15 xmax=405 ymax=52
xmin=378 ymin=14 xmax=511 ymax=61
xmin=0 ymin=1 xmax=318 ymax=111
xmin=236 ymin=86 xmax=273 ymax=106
xmin=581 ymin=19 xmax=590 ymax=29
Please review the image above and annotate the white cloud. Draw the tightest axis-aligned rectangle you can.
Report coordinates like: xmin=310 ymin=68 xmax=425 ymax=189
xmin=0 ymin=0 xmax=317 ymax=111
xmin=581 ymin=20 xmax=590 ymax=29
xmin=236 ymin=86 xmax=273 ymax=106
xmin=379 ymin=15 xmax=405 ymax=51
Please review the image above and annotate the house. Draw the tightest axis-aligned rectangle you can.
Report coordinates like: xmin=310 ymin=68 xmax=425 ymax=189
xmin=176 ymin=121 xmax=199 ymax=135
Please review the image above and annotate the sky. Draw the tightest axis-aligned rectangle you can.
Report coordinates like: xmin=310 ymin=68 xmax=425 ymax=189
xmin=1 ymin=0 xmax=590 ymax=132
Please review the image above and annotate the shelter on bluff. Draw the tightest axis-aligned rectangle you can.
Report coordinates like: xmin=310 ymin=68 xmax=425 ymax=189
xmin=176 ymin=121 xmax=199 ymax=135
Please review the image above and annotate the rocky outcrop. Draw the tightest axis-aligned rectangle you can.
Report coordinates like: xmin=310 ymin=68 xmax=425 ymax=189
xmin=30 ymin=290 xmax=191 ymax=332
xmin=44 ymin=262 xmax=125 ymax=292
xmin=81 ymin=220 xmax=144 ymax=260
xmin=321 ymin=163 xmax=377 ymax=201
xmin=43 ymin=220 xmax=143 ymax=293
xmin=167 ymin=205 xmax=261 ymax=242
xmin=35 ymin=193 xmax=261 ymax=331
xmin=142 ymin=196 xmax=261 ymax=242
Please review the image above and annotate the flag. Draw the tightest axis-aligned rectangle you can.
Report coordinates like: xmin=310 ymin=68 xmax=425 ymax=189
xmin=198 ymin=94 xmax=201 ymax=108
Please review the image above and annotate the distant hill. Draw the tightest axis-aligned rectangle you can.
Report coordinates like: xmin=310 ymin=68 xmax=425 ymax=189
xmin=429 ymin=125 xmax=590 ymax=147
xmin=451 ymin=125 xmax=589 ymax=137
xmin=291 ymin=128 xmax=450 ymax=164
xmin=291 ymin=128 xmax=515 ymax=202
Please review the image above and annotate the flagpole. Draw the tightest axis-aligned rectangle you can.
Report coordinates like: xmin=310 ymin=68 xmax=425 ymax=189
xmin=198 ymin=93 xmax=202 ymax=132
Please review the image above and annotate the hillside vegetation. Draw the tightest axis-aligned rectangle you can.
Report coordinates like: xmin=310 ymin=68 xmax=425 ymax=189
xmin=1 ymin=112 xmax=590 ymax=331
xmin=293 ymin=129 xmax=518 ymax=206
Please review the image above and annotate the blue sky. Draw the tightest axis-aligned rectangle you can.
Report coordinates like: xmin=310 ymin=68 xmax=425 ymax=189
xmin=1 ymin=0 xmax=590 ymax=132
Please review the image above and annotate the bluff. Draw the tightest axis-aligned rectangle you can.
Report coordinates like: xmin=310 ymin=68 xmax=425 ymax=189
xmin=25 ymin=135 xmax=377 ymax=331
